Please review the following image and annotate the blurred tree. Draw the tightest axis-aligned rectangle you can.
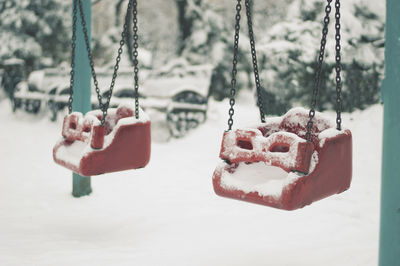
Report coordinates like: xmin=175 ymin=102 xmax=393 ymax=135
xmin=0 ymin=0 xmax=71 ymax=72
xmin=176 ymin=0 xmax=195 ymax=54
xmin=115 ymin=0 xmax=125 ymax=27
xmin=175 ymin=0 xmax=255 ymax=100
xmin=0 ymin=59 xmax=25 ymax=99
xmin=257 ymin=0 xmax=384 ymax=114
xmin=0 ymin=0 xmax=71 ymax=97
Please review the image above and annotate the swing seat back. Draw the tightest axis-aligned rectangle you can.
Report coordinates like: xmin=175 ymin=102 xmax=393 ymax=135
xmin=212 ymin=107 xmax=352 ymax=210
xmin=220 ymin=129 xmax=314 ymax=174
xmin=53 ymin=104 xmax=151 ymax=176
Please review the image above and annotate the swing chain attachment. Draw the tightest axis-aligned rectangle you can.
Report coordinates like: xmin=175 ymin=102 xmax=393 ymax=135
xmin=227 ymin=0 xmax=265 ymax=131
xmin=227 ymin=0 xmax=242 ymax=131
xmin=244 ymin=0 xmax=265 ymax=123
xmin=68 ymin=0 xmax=78 ymax=114
xmin=70 ymin=0 xmax=140 ymax=125
xmin=306 ymin=0 xmax=344 ymax=141
xmin=132 ymin=0 xmax=140 ymax=119
xmin=334 ymin=0 xmax=342 ymax=130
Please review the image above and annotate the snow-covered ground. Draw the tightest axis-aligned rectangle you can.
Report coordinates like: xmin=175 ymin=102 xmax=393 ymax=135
xmin=0 ymin=92 xmax=382 ymax=266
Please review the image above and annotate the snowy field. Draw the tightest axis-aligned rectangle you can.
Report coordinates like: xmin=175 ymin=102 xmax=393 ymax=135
xmin=0 ymin=93 xmax=382 ymax=266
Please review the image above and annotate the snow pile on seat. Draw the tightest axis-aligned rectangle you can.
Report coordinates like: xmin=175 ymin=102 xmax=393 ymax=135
xmin=318 ymin=127 xmax=348 ymax=148
xmin=56 ymin=141 xmax=87 ymax=167
xmin=217 ymin=149 xmax=319 ymax=198
xmin=218 ymin=162 xmax=301 ymax=198
xmin=280 ymin=107 xmax=334 ymax=137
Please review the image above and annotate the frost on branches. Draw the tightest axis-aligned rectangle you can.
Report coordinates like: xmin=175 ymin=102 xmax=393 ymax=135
xmin=257 ymin=0 xmax=384 ymax=114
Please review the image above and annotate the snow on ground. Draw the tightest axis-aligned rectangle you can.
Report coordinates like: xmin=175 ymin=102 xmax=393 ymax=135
xmin=0 ymin=92 xmax=382 ymax=266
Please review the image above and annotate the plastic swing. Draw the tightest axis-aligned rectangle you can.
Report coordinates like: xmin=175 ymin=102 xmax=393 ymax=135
xmin=212 ymin=0 xmax=352 ymax=210
xmin=53 ymin=0 xmax=151 ymax=176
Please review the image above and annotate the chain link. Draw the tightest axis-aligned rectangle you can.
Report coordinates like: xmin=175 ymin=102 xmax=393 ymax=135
xmin=244 ymin=0 xmax=265 ymax=123
xmin=68 ymin=0 xmax=78 ymax=114
xmin=227 ymin=0 xmax=242 ymax=131
xmin=132 ymin=0 xmax=140 ymax=119
xmin=334 ymin=0 xmax=342 ymax=130
xmin=305 ymin=0 xmax=333 ymax=141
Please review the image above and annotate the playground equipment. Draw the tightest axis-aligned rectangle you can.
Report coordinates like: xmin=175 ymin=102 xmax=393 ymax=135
xmin=379 ymin=0 xmax=400 ymax=264
xmin=53 ymin=0 xmax=150 ymax=179
xmin=212 ymin=0 xmax=352 ymax=210
xmin=53 ymin=104 xmax=150 ymax=176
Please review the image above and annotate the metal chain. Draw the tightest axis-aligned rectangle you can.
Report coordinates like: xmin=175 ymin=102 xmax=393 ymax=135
xmin=77 ymin=0 xmax=129 ymax=125
xmin=76 ymin=0 xmax=138 ymax=126
xmin=334 ymin=0 xmax=342 ymax=130
xmin=68 ymin=0 xmax=78 ymax=114
xmin=101 ymin=0 xmax=132 ymax=124
xmin=131 ymin=0 xmax=140 ymax=119
xmin=305 ymin=0 xmax=333 ymax=141
xmin=227 ymin=0 xmax=242 ymax=131
xmin=244 ymin=0 xmax=265 ymax=123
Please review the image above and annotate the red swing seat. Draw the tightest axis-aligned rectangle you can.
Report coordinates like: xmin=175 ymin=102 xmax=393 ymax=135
xmin=212 ymin=107 xmax=352 ymax=210
xmin=53 ymin=104 xmax=151 ymax=176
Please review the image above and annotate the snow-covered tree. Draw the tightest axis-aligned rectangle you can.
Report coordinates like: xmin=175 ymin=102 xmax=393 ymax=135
xmin=0 ymin=0 xmax=71 ymax=72
xmin=176 ymin=0 xmax=228 ymax=65
xmin=174 ymin=0 xmax=255 ymax=100
xmin=257 ymin=0 xmax=384 ymax=114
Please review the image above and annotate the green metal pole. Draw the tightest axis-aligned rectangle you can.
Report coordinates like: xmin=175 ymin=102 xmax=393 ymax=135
xmin=379 ymin=0 xmax=400 ymax=264
xmin=72 ymin=0 xmax=92 ymax=197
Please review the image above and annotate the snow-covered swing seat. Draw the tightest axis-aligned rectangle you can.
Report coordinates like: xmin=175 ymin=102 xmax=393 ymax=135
xmin=53 ymin=0 xmax=151 ymax=176
xmin=53 ymin=104 xmax=151 ymax=176
xmin=212 ymin=0 xmax=352 ymax=210
xmin=212 ymin=108 xmax=352 ymax=210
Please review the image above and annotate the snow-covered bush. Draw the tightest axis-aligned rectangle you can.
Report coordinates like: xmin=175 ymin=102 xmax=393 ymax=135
xmin=0 ymin=0 xmax=136 ymax=98
xmin=0 ymin=0 xmax=71 ymax=71
xmin=209 ymin=40 xmax=253 ymax=101
xmin=179 ymin=0 xmax=229 ymax=65
xmin=0 ymin=0 xmax=72 ymax=98
xmin=257 ymin=0 xmax=384 ymax=114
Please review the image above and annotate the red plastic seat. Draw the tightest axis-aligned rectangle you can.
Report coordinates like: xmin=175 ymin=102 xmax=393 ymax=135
xmin=53 ymin=104 xmax=151 ymax=176
xmin=212 ymin=107 xmax=352 ymax=210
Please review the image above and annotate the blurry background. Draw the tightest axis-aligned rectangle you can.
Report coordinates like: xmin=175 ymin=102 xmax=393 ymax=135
xmin=0 ymin=0 xmax=384 ymax=139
